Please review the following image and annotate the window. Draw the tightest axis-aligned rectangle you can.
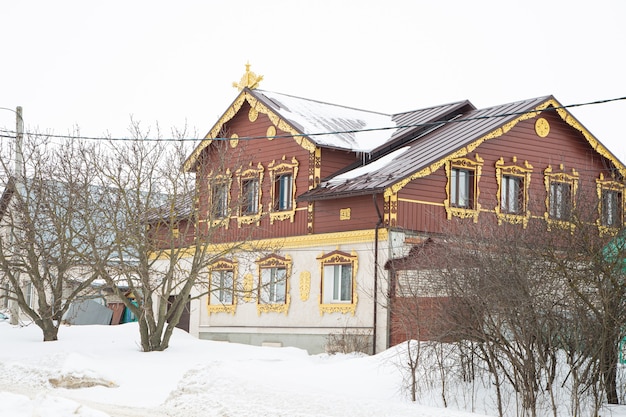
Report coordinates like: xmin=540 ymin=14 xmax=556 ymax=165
xmin=0 ymin=283 xmax=8 ymax=309
xmin=446 ymin=155 xmax=483 ymax=222
xmin=241 ymin=178 xmax=259 ymax=215
xmin=274 ymin=174 xmax=293 ymax=211
xmin=318 ymin=250 xmax=358 ymax=315
xmin=210 ymin=270 xmax=233 ymax=305
xmin=259 ymin=267 xmax=287 ymax=304
xmin=495 ymin=157 xmax=533 ymax=226
xmin=256 ymin=254 xmax=292 ymax=315
xmin=236 ymin=163 xmax=264 ymax=226
xmin=323 ymin=264 xmax=352 ymax=303
xmin=501 ymin=175 xmax=523 ymax=214
xmin=450 ymin=168 xmax=474 ymax=208
xmin=268 ymin=156 xmax=299 ymax=223
xmin=211 ymin=182 xmax=229 ymax=219
xmin=601 ymin=189 xmax=622 ymax=227
xmin=207 ymin=259 xmax=237 ymax=314
xmin=25 ymin=282 xmax=33 ymax=308
xmin=544 ymin=165 xmax=578 ymax=226
xmin=549 ymin=181 xmax=572 ymax=220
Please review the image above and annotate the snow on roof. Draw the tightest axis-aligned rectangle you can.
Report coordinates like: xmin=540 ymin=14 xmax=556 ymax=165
xmin=256 ymin=90 xmax=397 ymax=152
xmin=327 ymin=147 xmax=410 ymax=185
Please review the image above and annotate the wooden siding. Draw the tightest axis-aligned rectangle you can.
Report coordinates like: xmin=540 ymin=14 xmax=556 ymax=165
xmin=194 ymin=101 xmax=312 ymax=242
xmin=395 ymin=111 xmax=619 ymax=234
xmin=320 ymin=148 xmax=360 ymax=180
xmin=312 ymin=194 xmax=382 ymax=234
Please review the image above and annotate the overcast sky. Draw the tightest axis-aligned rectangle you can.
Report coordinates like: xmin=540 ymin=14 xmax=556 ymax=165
xmin=2 ymin=1 xmax=625 ymax=160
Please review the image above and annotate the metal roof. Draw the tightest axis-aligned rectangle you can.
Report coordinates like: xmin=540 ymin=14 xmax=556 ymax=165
xmin=253 ymin=90 xmax=472 ymax=154
xmin=298 ymin=96 xmax=553 ymax=201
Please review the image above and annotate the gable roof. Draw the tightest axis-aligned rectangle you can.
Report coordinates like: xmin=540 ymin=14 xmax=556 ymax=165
xmin=298 ymin=95 xmax=626 ymax=201
xmin=183 ymin=88 xmax=471 ymax=171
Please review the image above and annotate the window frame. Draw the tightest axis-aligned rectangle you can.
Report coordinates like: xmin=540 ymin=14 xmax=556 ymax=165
xmin=445 ymin=155 xmax=484 ymax=222
xmin=211 ymin=181 xmax=230 ymax=220
xmin=207 ymin=259 xmax=237 ymax=315
xmin=543 ymin=165 xmax=579 ymax=228
xmin=207 ymin=169 xmax=232 ymax=228
xmin=317 ymin=250 xmax=358 ymax=316
xmin=495 ymin=157 xmax=533 ymax=227
xmin=549 ymin=181 xmax=572 ymax=220
xmin=268 ymin=156 xmax=299 ymax=224
xmin=501 ymin=175 xmax=523 ymax=214
xmin=236 ymin=163 xmax=264 ymax=227
xmin=256 ymin=254 xmax=292 ymax=315
xmin=241 ymin=178 xmax=259 ymax=215
xmin=450 ymin=168 xmax=474 ymax=209
xmin=596 ymin=174 xmax=624 ymax=233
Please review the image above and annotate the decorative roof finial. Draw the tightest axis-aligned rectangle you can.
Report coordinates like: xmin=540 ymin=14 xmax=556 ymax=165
xmin=232 ymin=62 xmax=263 ymax=91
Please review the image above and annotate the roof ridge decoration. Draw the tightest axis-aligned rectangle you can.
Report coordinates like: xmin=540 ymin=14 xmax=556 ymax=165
xmin=232 ymin=62 xmax=263 ymax=91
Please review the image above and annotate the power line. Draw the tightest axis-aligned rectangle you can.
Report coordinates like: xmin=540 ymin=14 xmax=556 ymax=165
xmin=0 ymin=95 xmax=625 ymax=142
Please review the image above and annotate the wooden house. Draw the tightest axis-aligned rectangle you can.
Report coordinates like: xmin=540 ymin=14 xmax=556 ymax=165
xmin=179 ymin=66 xmax=626 ymax=354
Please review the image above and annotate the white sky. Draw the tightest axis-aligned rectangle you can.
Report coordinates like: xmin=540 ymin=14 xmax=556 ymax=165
xmin=1 ymin=0 xmax=625 ymax=160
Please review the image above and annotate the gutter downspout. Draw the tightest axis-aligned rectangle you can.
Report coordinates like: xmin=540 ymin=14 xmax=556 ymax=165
xmin=373 ymin=193 xmax=384 ymax=354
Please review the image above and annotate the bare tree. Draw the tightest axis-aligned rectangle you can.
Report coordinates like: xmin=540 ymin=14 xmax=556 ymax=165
xmin=81 ymin=123 xmax=268 ymax=352
xmin=0 ymin=135 xmax=104 ymax=341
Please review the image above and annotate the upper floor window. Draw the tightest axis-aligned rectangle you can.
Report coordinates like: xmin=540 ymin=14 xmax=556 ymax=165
xmin=601 ymin=189 xmax=622 ymax=227
xmin=549 ymin=181 xmax=572 ymax=220
xmin=274 ymin=174 xmax=293 ymax=211
xmin=241 ymin=178 xmax=259 ymax=215
xmin=236 ymin=162 xmax=264 ymax=227
xmin=597 ymin=174 xmax=624 ymax=232
xmin=445 ymin=155 xmax=483 ymax=222
xmin=317 ymin=250 xmax=358 ymax=316
xmin=268 ymin=156 xmax=299 ymax=224
xmin=256 ymin=254 xmax=292 ymax=315
xmin=495 ymin=157 xmax=533 ymax=227
xmin=211 ymin=182 xmax=229 ymax=219
xmin=501 ymin=175 xmax=523 ymax=214
xmin=450 ymin=168 xmax=474 ymax=209
xmin=544 ymin=165 xmax=578 ymax=226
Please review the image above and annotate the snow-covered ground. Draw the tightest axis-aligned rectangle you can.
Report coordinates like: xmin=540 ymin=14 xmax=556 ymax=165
xmin=0 ymin=321 xmax=625 ymax=417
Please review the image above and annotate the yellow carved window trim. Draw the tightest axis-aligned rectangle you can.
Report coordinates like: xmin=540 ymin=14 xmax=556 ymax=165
xmin=596 ymin=173 xmax=624 ymax=235
xmin=444 ymin=155 xmax=483 ymax=222
xmin=256 ymin=254 xmax=292 ymax=315
xmin=299 ymin=271 xmax=311 ymax=301
xmin=495 ymin=157 xmax=533 ymax=227
xmin=268 ymin=156 xmax=299 ymax=224
xmin=207 ymin=258 xmax=238 ymax=315
xmin=208 ymin=169 xmax=232 ymax=229
xmin=317 ymin=250 xmax=358 ymax=316
xmin=236 ymin=162 xmax=264 ymax=227
xmin=544 ymin=165 xmax=579 ymax=229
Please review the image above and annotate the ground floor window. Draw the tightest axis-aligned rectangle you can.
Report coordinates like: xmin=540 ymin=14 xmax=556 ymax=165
xmin=317 ymin=250 xmax=358 ymax=315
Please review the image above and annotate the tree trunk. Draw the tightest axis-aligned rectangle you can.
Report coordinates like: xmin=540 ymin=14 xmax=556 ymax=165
xmin=602 ymin=336 xmax=619 ymax=404
xmin=39 ymin=319 xmax=59 ymax=342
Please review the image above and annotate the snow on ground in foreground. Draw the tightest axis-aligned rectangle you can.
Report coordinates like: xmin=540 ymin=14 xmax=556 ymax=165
xmin=2 ymin=322 xmax=625 ymax=417
xmin=0 ymin=322 xmax=487 ymax=417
